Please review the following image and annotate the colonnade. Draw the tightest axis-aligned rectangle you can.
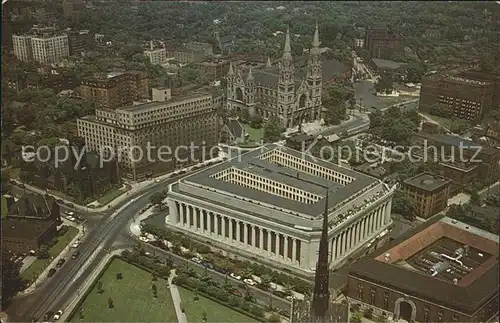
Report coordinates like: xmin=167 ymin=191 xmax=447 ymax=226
xmin=171 ymin=201 xmax=303 ymax=265
xmin=329 ymin=201 xmax=390 ymax=263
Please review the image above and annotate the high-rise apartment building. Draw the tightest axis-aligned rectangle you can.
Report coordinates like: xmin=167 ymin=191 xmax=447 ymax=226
xmin=79 ymin=71 xmax=148 ymax=109
xmin=144 ymin=41 xmax=167 ymax=65
xmin=77 ymin=92 xmax=219 ymax=181
xmin=419 ymin=74 xmax=495 ymax=122
xmin=13 ymin=27 xmax=69 ymax=64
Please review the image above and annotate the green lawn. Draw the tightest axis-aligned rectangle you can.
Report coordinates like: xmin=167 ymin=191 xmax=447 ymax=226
xmin=243 ymin=124 xmax=264 ymax=143
xmin=1 ymin=196 xmax=8 ymax=218
xmin=178 ymin=287 xmax=258 ymax=323
xmin=72 ymin=258 xmax=177 ymax=322
xmin=97 ymin=187 xmax=128 ymax=205
xmin=22 ymin=226 xmax=78 ymax=281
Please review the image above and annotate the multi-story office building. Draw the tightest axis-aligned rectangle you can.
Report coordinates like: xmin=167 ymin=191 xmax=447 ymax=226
xmin=144 ymin=41 xmax=167 ymax=65
xmin=419 ymin=74 xmax=495 ymax=122
xmin=198 ymin=59 xmax=230 ymax=81
xmin=347 ymin=215 xmax=499 ymax=323
xmin=13 ymin=26 xmax=70 ymax=64
xmin=458 ymin=69 xmax=500 ymax=110
xmin=402 ymin=172 xmax=451 ymax=219
xmin=166 ymin=144 xmax=394 ymax=275
xmin=364 ymin=28 xmax=404 ymax=60
xmin=79 ymin=71 xmax=148 ymax=109
xmin=67 ymin=29 xmax=92 ymax=56
xmin=77 ymin=92 xmax=219 ymax=180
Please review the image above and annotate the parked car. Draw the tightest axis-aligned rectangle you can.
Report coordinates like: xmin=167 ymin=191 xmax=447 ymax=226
xmin=71 ymin=240 xmax=81 ymax=248
xmin=66 ymin=202 xmax=75 ymax=208
xmin=191 ymin=257 xmax=202 ymax=264
xmin=56 ymin=258 xmax=65 ymax=268
xmin=230 ymin=273 xmax=242 ymax=280
xmin=139 ymin=236 xmax=150 ymax=243
xmin=53 ymin=310 xmax=63 ymax=321
xmin=243 ymin=278 xmax=256 ymax=286
xmin=72 ymin=251 xmax=80 ymax=259
xmin=47 ymin=268 xmax=56 ymax=277
xmin=56 ymin=199 xmax=64 ymax=204
xmin=43 ymin=311 xmax=54 ymax=321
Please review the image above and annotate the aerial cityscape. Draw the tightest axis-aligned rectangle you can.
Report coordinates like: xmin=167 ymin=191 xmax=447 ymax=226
xmin=1 ymin=1 xmax=499 ymax=323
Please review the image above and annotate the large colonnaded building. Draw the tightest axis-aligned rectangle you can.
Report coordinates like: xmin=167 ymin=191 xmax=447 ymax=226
xmin=347 ymin=215 xmax=499 ymax=323
xmin=166 ymin=144 xmax=394 ymax=275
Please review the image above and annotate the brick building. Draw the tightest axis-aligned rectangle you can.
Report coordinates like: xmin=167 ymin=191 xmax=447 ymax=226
xmin=457 ymin=70 xmax=500 ymax=111
xmin=198 ymin=58 xmax=230 ymax=81
xmin=347 ymin=216 xmax=499 ymax=323
xmin=402 ymin=172 xmax=451 ymax=219
xmin=2 ymin=194 xmax=61 ymax=254
xmin=79 ymin=70 xmax=148 ymax=109
xmin=411 ymin=133 xmax=500 ymax=187
xmin=364 ymin=28 xmax=404 ymax=60
xmin=419 ymin=74 xmax=495 ymax=122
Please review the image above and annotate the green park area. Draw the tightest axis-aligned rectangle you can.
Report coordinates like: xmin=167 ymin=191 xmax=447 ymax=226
xmin=243 ymin=124 xmax=264 ymax=145
xmin=22 ymin=226 xmax=78 ymax=281
xmin=1 ymin=196 xmax=8 ymax=218
xmin=178 ymin=287 xmax=258 ymax=323
xmin=71 ymin=258 xmax=178 ymax=322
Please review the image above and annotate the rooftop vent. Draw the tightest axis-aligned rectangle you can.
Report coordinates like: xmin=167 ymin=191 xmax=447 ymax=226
xmin=453 ymin=278 xmax=458 ymax=285
xmin=384 ymin=253 xmax=391 ymax=262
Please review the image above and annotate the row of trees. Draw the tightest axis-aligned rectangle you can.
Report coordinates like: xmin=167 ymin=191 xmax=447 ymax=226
xmin=369 ymin=106 xmax=420 ymax=146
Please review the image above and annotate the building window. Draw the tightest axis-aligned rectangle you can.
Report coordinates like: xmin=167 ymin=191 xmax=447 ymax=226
xmin=357 ymin=284 xmax=364 ymax=300
xmin=423 ymin=306 xmax=430 ymax=322
xmin=383 ymin=292 xmax=389 ymax=310
xmin=370 ymin=288 xmax=376 ymax=305
xmin=437 ymin=310 xmax=443 ymax=323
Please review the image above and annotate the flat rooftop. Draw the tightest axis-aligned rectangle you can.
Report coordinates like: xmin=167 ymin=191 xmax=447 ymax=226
xmin=180 ymin=144 xmax=379 ymax=217
xmin=350 ymin=216 xmax=499 ymax=313
xmin=119 ymin=92 xmax=211 ymax=112
xmin=404 ymin=172 xmax=451 ymax=191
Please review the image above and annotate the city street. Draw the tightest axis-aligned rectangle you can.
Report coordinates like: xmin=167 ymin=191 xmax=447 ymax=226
xmin=5 ymin=177 xmax=181 ymax=322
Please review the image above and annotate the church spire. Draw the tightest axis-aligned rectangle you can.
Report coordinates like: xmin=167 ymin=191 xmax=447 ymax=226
xmin=247 ymin=67 xmax=254 ymax=80
xmin=228 ymin=61 xmax=234 ymax=76
xmin=266 ymin=56 xmax=272 ymax=68
xmin=312 ymin=189 xmax=330 ymax=319
xmin=312 ymin=20 xmax=320 ymax=48
xmin=283 ymin=26 xmax=292 ymax=60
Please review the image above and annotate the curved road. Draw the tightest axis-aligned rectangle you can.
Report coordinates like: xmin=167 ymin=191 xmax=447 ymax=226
xmin=6 ymin=178 xmax=178 ymax=322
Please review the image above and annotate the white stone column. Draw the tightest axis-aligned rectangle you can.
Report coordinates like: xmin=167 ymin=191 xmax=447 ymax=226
xmin=330 ymin=237 xmax=336 ymax=262
xmin=186 ymin=205 xmax=192 ymax=228
xmin=350 ymin=226 xmax=356 ymax=249
xmin=221 ymin=216 xmax=226 ymax=239
xmin=385 ymin=200 xmax=392 ymax=223
xmin=244 ymin=223 xmax=248 ymax=245
xmin=275 ymin=233 xmax=280 ymax=257
xmin=284 ymin=236 xmax=289 ymax=261
xmin=193 ymin=207 xmax=198 ymax=231
xmin=369 ymin=212 xmax=375 ymax=234
xmin=335 ymin=236 xmax=340 ymax=259
xmin=292 ymin=239 xmax=297 ymax=263
xmin=266 ymin=230 xmax=272 ymax=255
xmin=259 ymin=227 xmax=264 ymax=252
xmin=178 ymin=203 xmax=184 ymax=227
xmin=379 ymin=207 xmax=384 ymax=228
xmin=236 ymin=221 xmax=241 ymax=242
xmin=229 ymin=218 xmax=233 ymax=241
xmin=344 ymin=230 xmax=349 ymax=253
xmin=208 ymin=212 xmax=212 ymax=235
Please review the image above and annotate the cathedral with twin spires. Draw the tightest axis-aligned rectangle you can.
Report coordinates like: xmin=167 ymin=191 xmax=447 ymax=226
xmin=226 ymin=23 xmax=323 ymax=128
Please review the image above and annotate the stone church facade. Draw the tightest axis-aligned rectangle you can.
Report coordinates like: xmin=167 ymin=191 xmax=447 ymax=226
xmin=226 ymin=23 xmax=323 ymax=128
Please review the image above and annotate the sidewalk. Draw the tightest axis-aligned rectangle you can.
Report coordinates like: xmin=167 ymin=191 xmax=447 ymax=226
xmin=58 ymin=249 xmax=125 ymax=323
xmin=168 ymin=270 xmax=188 ymax=323
xmin=20 ymin=219 xmax=84 ymax=295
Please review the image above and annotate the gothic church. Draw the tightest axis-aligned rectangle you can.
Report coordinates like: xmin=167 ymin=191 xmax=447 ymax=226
xmin=226 ymin=23 xmax=323 ymax=128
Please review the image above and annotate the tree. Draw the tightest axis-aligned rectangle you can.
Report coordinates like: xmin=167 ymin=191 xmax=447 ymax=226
xmin=108 ymin=297 xmax=114 ymax=308
xmin=268 ymin=312 xmax=281 ymax=323
xmin=263 ymin=116 xmax=283 ymax=143
xmin=369 ymin=109 xmax=384 ymax=130
xmin=375 ymin=71 xmax=394 ymax=93
xmin=150 ymin=192 xmax=164 ymax=208
xmin=249 ymin=114 xmax=263 ymax=129
xmin=97 ymin=281 xmax=104 ymax=294
xmin=237 ymin=108 xmax=250 ymax=123
xmin=391 ymin=190 xmax=417 ymax=220
xmin=36 ymin=245 xmax=50 ymax=259
xmin=470 ymin=190 xmax=480 ymax=206
xmin=1 ymin=253 xmax=25 ymax=308
xmin=116 ymin=272 xmax=123 ymax=280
